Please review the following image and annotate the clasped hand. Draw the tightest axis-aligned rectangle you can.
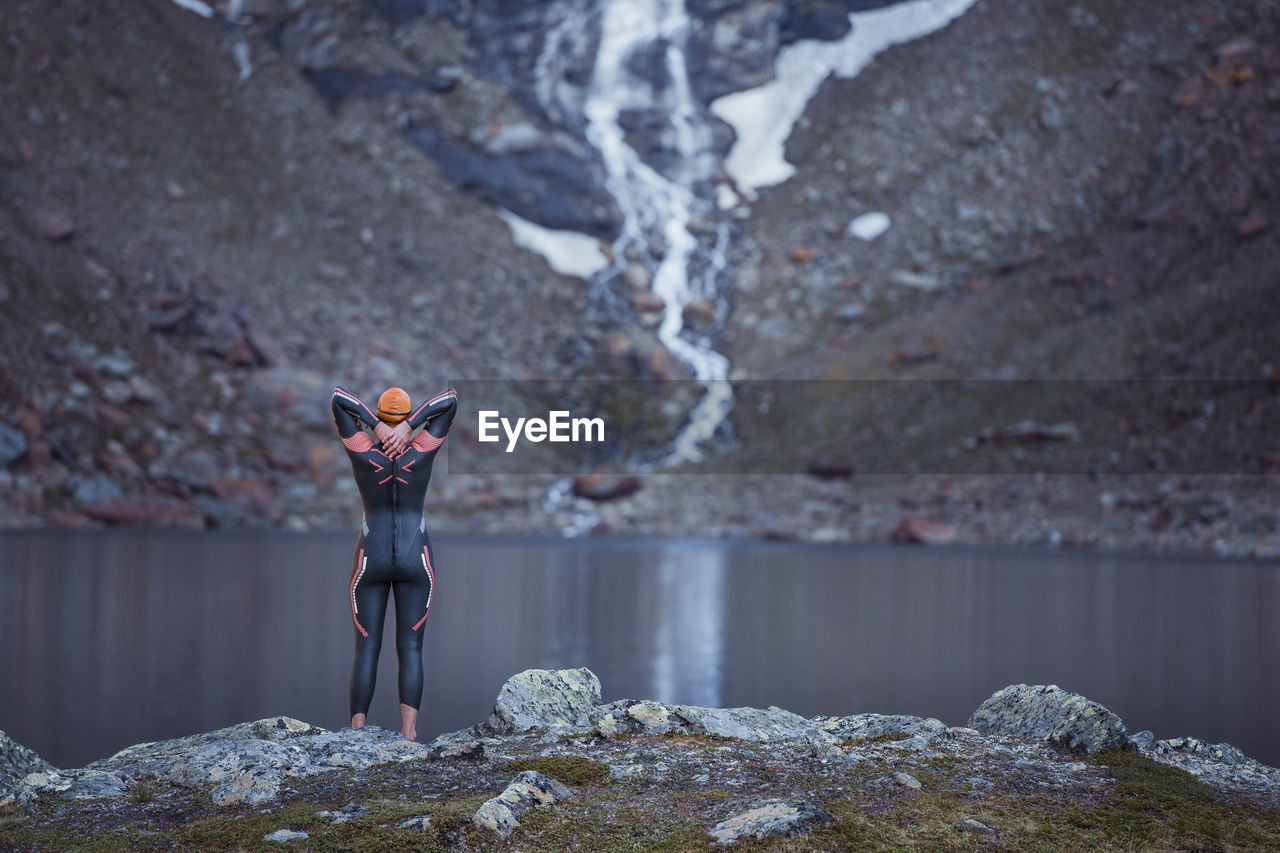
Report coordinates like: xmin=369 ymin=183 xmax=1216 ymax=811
xmin=373 ymin=420 xmax=413 ymax=458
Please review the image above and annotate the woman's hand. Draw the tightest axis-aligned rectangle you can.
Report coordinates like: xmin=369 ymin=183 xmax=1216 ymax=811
xmin=374 ymin=422 xmax=410 ymax=458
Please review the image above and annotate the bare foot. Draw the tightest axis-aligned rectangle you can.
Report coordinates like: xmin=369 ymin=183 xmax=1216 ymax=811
xmin=351 ymin=713 xmax=366 ymax=729
xmin=400 ymin=703 xmax=418 ymax=741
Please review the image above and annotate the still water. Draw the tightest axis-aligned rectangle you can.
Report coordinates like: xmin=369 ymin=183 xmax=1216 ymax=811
xmin=1 ymin=530 xmax=1277 ymax=770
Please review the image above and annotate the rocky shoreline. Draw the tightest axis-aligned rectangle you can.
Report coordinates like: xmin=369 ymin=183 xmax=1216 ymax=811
xmin=3 ymin=669 xmax=1277 ymax=850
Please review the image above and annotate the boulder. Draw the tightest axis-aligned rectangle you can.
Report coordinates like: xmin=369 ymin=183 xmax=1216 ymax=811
xmin=87 ymin=718 xmax=430 ymax=805
xmin=709 ymin=801 xmax=834 ymax=844
xmin=1 ymin=729 xmax=54 ymax=791
xmin=967 ymin=684 xmax=1128 ymax=754
xmin=472 ymin=770 xmax=571 ymax=836
xmin=485 ymin=668 xmax=601 ymax=734
xmin=0 ymin=424 xmax=28 ymax=468
xmin=819 ymin=714 xmax=950 ymax=750
xmin=3 ymin=769 xmax=128 ymax=805
xmin=591 ymin=699 xmax=839 ymax=754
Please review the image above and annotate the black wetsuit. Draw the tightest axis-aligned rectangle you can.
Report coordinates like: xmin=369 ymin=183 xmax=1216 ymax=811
xmin=331 ymin=385 xmax=458 ymax=718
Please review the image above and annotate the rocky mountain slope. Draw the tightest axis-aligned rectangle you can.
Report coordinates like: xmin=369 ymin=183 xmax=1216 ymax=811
xmin=0 ymin=0 xmax=1276 ymax=555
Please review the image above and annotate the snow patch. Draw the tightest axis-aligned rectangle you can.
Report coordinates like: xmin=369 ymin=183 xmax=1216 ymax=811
xmin=711 ymin=0 xmax=978 ymax=194
xmin=499 ymin=211 xmax=609 ymax=280
xmin=169 ymin=0 xmax=214 ymax=18
xmin=849 ymin=211 xmax=891 ymax=241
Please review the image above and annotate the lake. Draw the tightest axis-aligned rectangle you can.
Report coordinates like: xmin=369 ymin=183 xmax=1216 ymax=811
xmin=1 ymin=530 xmax=1276 ymax=770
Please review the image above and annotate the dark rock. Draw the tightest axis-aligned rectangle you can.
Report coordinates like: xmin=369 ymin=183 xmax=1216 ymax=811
xmin=244 ymin=368 xmax=331 ymax=430
xmin=780 ymin=1 xmax=853 ymax=43
xmin=806 ymin=459 xmax=852 ymax=479
xmin=968 ymin=684 xmax=1128 ymax=754
xmin=404 ymin=126 xmax=619 ymax=238
xmin=369 ymin=0 xmax=428 ymax=28
xmin=709 ymin=801 xmax=834 ymax=844
xmin=0 ymin=424 xmax=28 ymax=467
xmin=472 ymin=770 xmax=572 ymax=836
xmin=572 ymin=471 xmax=641 ymax=502
xmin=21 ymin=204 xmax=76 ymax=240
xmin=84 ymin=496 xmax=208 ymax=528
xmin=891 ymin=518 xmax=956 ymax=545
xmin=1237 ymin=214 xmax=1270 ymax=238
xmin=393 ymin=814 xmax=433 ymax=830
xmin=209 ymin=478 xmax=280 ymax=521
xmin=891 ymin=344 xmax=940 ymax=365
xmin=303 ymin=67 xmax=436 ymax=114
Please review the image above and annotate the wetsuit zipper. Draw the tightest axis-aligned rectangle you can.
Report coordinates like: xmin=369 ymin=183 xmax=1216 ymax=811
xmin=391 ymin=456 xmax=399 ymax=563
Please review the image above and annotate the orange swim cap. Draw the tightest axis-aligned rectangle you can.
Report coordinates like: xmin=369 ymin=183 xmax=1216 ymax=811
xmin=377 ymin=387 xmax=411 ymax=424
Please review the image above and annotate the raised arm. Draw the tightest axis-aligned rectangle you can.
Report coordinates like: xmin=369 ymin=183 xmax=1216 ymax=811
xmin=332 ymin=386 xmax=379 ymax=440
xmin=406 ymin=387 xmax=458 ymax=439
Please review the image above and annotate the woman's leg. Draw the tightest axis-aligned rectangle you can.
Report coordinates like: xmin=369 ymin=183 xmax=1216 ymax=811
xmin=392 ymin=542 xmax=434 ymax=739
xmin=349 ymin=552 xmax=390 ymax=726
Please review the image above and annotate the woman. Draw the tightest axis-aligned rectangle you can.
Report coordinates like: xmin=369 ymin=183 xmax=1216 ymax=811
xmin=330 ymin=383 xmax=458 ymax=740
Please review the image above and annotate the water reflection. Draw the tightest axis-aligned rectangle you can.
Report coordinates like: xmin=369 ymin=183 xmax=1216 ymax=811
xmin=653 ymin=546 xmax=725 ymax=707
xmin=1 ymin=531 xmax=1276 ymax=771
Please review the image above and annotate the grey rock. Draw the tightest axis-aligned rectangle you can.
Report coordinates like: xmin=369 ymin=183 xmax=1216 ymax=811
xmin=819 ymin=713 xmax=949 ymax=748
xmin=73 ymin=475 xmax=122 ymax=505
xmin=592 ymin=699 xmax=840 ymax=755
xmin=1 ymin=729 xmax=54 ymax=791
xmin=427 ymin=728 xmax=486 ymax=759
xmin=93 ymin=354 xmax=135 ymax=378
xmin=0 ymin=424 xmax=28 ymax=468
xmin=486 ymin=668 xmax=601 ymax=734
xmin=317 ymin=801 xmax=369 ymax=823
xmin=895 ymin=772 xmax=922 ymax=789
xmin=482 ymin=122 xmax=544 ymax=156
xmin=472 ymin=770 xmax=571 ymax=837
xmin=1146 ymin=736 xmax=1251 ymax=766
xmin=968 ymin=684 xmax=1128 ymax=754
xmin=709 ymin=801 xmax=834 ymax=844
xmin=393 ymin=814 xmax=433 ymax=830
xmin=3 ymin=769 xmax=128 ymax=804
xmin=958 ymin=817 xmax=995 ymax=835
xmin=263 ymin=828 xmax=308 ymax=841
xmin=88 ymin=717 xmax=429 ymax=805
xmin=244 ymin=368 xmax=331 ymax=430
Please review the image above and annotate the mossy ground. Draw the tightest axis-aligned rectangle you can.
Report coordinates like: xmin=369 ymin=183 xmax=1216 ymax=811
xmin=3 ymin=733 xmax=1278 ymax=852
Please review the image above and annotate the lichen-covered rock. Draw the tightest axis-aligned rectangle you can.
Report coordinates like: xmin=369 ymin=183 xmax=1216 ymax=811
xmin=592 ymin=699 xmax=838 ymax=753
xmin=1 ymin=729 xmax=54 ymax=792
xmin=3 ymin=769 xmax=128 ymax=805
xmin=87 ymin=718 xmax=430 ymax=805
xmin=317 ymin=801 xmax=369 ymax=823
xmin=426 ymin=728 xmax=489 ymax=760
xmin=967 ymin=684 xmax=1128 ymax=754
xmin=485 ymin=668 xmax=601 ymax=734
xmin=1130 ymin=731 xmax=1253 ymax=767
xmin=1148 ymin=736 xmax=1250 ymax=766
xmin=472 ymin=770 xmax=572 ymax=836
xmin=709 ymin=801 xmax=834 ymax=844
xmin=818 ymin=713 xmax=951 ymax=750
